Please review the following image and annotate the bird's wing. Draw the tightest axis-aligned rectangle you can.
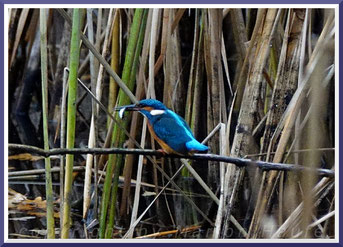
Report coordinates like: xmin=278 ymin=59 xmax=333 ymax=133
xmin=152 ymin=114 xmax=192 ymax=141
xmin=151 ymin=112 xmax=209 ymax=153
xmin=152 ymin=114 xmax=193 ymax=153
xmin=168 ymin=112 xmax=208 ymax=152
xmin=167 ymin=110 xmax=194 ymax=137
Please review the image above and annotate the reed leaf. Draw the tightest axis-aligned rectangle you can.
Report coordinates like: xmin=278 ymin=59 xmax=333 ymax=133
xmin=99 ymin=8 xmax=145 ymax=238
xmin=39 ymin=8 xmax=55 ymax=239
xmin=61 ymin=9 xmax=81 ymax=239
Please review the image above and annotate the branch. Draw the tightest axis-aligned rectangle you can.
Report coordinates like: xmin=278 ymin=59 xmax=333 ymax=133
xmin=8 ymin=143 xmax=334 ymax=177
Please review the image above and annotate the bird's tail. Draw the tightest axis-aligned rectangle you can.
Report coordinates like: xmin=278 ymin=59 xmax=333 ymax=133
xmin=186 ymin=140 xmax=209 ymax=153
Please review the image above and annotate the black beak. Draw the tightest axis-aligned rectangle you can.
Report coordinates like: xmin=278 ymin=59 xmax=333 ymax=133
xmin=113 ymin=104 xmax=139 ymax=112
xmin=114 ymin=104 xmax=141 ymax=119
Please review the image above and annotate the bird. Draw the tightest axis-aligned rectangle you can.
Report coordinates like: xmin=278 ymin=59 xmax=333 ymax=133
xmin=116 ymin=99 xmax=208 ymax=155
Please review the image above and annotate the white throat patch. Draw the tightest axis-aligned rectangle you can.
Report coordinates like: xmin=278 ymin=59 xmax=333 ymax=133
xmin=150 ymin=109 xmax=165 ymax=116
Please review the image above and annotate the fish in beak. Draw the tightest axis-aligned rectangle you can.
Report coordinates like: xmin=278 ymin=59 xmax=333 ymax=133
xmin=114 ymin=103 xmax=140 ymax=119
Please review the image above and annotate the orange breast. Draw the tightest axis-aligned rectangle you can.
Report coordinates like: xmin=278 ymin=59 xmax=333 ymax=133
xmin=147 ymin=121 xmax=181 ymax=155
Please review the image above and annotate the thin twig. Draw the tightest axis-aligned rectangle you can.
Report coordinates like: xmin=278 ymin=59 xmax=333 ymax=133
xmin=8 ymin=143 xmax=334 ymax=177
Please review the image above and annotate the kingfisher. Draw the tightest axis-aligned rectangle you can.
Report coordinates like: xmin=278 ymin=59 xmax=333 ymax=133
xmin=116 ymin=99 xmax=208 ymax=155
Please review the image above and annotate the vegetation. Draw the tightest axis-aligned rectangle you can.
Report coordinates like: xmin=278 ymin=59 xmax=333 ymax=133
xmin=8 ymin=8 xmax=335 ymax=239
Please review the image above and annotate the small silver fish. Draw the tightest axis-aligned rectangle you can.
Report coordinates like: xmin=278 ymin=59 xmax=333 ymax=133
xmin=119 ymin=107 xmax=126 ymax=119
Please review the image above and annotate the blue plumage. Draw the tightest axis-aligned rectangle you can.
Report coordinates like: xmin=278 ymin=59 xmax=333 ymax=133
xmin=118 ymin=99 xmax=208 ymax=155
xmin=186 ymin=139 xmax=209 ymax=152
